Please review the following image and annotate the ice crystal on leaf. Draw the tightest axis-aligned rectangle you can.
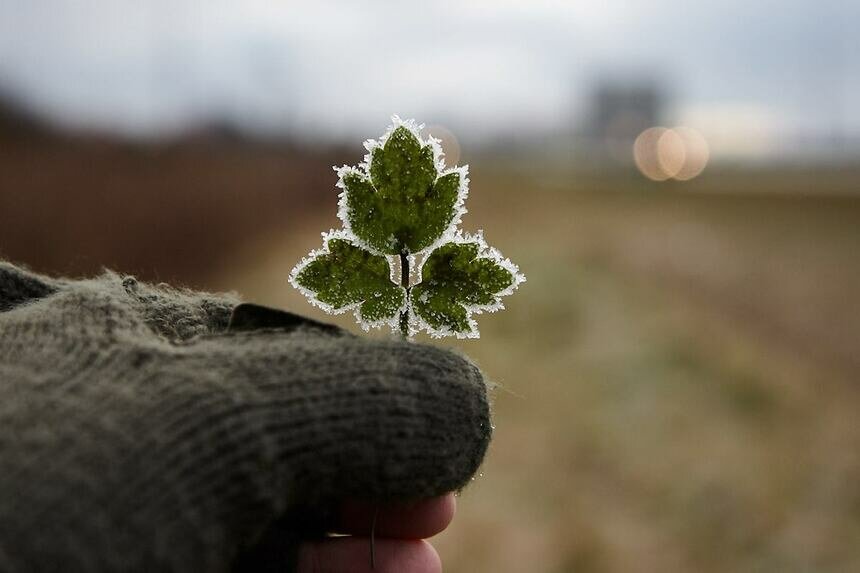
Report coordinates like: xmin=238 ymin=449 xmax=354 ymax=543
xmin=290 ymin=116 xmax=524 ymax=338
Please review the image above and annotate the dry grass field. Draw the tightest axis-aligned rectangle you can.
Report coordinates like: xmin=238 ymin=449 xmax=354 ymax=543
xmin=214 ymin=163 xmax=860 ymax=573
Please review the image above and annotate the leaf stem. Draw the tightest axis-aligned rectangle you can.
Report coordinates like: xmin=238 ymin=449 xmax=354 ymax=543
xmin=399 ymin=251 xmax=410 ymax=338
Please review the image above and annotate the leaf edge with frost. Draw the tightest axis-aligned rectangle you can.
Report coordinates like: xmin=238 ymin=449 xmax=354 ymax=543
xmin=289 ymin=228 xmax=407 ymax=332
xmin=409 ymin=230 xmax=526 ymax=339
xmin=333 ymin=115 xmax=470 ymax=256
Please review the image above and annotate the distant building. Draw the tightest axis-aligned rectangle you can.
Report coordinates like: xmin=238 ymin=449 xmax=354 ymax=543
xmin=586 ymin=79 xmax=667 ymax=162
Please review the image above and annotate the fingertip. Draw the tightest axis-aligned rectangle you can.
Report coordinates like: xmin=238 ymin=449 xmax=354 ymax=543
xmin=337 ymin=493 xmax=456 ymax=539
xmin=297 ymin=538 xmax=441 ymax=573
xmin=434 ymin=493 xmax=457 ymax=534
xmin=420 ymin=539 xmax=443 ymax=573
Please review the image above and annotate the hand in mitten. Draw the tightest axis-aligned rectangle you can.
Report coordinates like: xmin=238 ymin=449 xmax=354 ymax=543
xmin=0 ymin=262 xmax=492 ymax=572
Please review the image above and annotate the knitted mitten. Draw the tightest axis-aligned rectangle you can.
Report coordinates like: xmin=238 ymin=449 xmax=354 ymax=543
xmin=0 ymin=262 xmax=492 ymax=572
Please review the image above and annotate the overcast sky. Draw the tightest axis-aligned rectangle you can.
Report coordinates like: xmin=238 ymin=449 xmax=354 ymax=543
xmin=0 ymin=0 xmax=857 ymax=153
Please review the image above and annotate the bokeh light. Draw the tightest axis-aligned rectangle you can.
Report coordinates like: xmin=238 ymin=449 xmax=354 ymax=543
xmin=634 ymin=126 xmax=710 ymax=181
xmin=633 ymin=127 xmax=671 ymax=181
xmin=673 ymin=126 xmax=710 ymax=180
xmin=656 ymin=128 xmax=687 ymax=178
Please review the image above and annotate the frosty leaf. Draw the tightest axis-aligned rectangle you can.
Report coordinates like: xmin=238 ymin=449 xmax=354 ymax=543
xmin=292 ymin=117 xmax=524 ymax=338
xmin=411 ymin=235 xmax=523 ymax=338
xmin=291 ymin=235 xmax=405 ymax=325
xmin=341 ymin=124 xmax=463 ymax=255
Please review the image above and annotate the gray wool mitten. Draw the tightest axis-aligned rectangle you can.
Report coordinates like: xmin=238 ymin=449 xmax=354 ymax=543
xmin=0 ymin=262 xmax=492 ymax=572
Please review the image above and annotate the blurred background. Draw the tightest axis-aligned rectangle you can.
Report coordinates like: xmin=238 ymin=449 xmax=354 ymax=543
xmin=1 ymin=1 xmax=859 ymax=571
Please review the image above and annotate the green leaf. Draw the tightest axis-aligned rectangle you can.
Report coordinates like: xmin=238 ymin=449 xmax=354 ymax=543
xmin=291 ymin=117 xmax=525 ymax=338
xmin=410 ymin=237 xmax=521 ymax=338
xmin=291 ymin=235 xmax=405 ymax=326
xmin=340 ymin=125 xmax=463 ymax=255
